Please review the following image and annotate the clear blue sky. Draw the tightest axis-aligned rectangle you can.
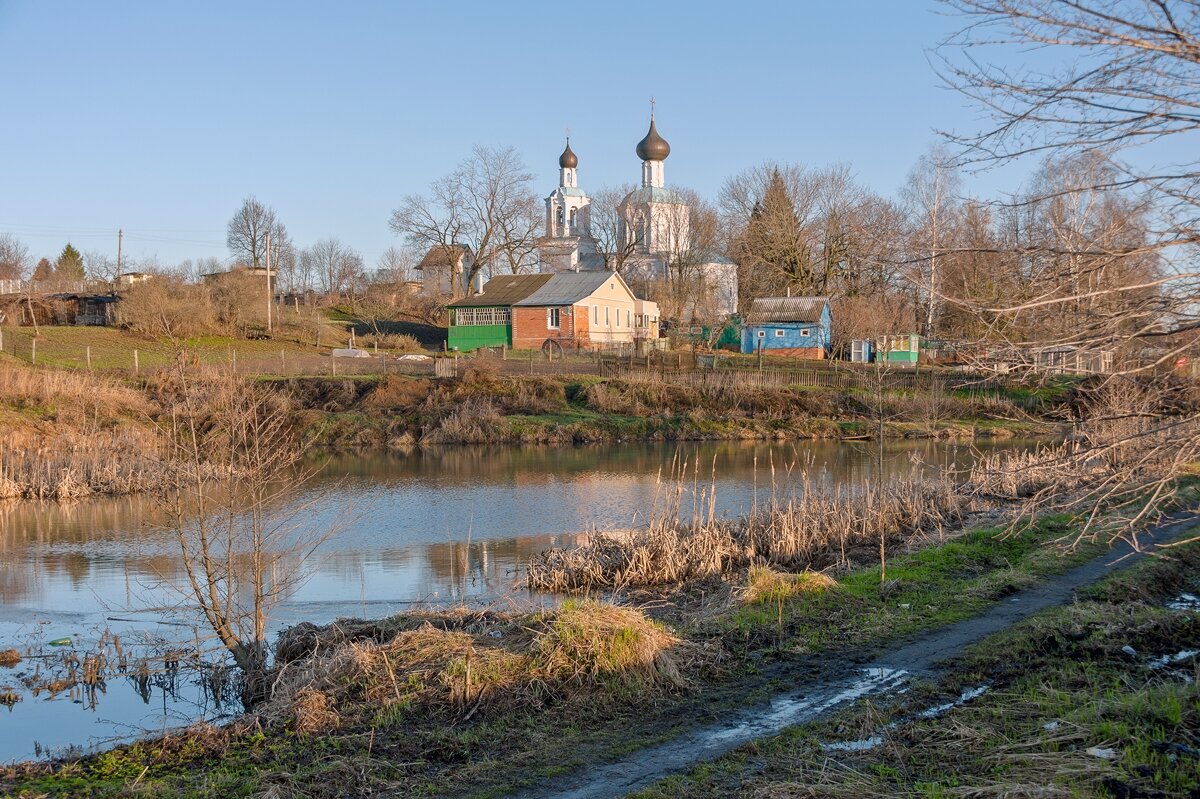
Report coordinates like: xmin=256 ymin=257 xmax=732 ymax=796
xmin=0 ymin=0 xmax=998 ymax=269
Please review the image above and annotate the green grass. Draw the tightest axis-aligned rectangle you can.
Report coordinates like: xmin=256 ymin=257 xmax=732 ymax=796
xmin=632 ymin=536 xmax=1200 ymax=799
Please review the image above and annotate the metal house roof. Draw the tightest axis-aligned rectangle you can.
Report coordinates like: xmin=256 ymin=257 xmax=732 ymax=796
xmin=744 ymin=296 xmax=830 ymax=324
xmin=515 ymin=271 xmax=625 ymax=306
xmin=445 ymin=274 xmax=553 ymax=307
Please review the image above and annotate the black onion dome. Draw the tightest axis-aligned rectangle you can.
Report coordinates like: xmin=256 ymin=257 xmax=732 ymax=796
xmin=635 ymin=118 xmax=670 ymax=161
xmin=559 ymin=139 xmax=578 ymax=169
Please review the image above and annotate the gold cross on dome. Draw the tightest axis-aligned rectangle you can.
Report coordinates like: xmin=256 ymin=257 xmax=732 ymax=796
xmin=650 ymin=97 xmax=656 ymax=119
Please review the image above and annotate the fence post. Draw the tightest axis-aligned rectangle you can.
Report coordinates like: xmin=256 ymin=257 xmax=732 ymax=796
xmin=280 ymin=349 xmax=286 ymax=374
xmin=31 ymin=337 xmax=36 ymax=364
xmin=133 ymin=349 xmax=139 ymax=375
xmin=529 ymin=349 xmax=533 ymax=375
xmin=0 ymin=329 xmax=4 ymax=352
xmin=86 ymin=345 xmax=91 ymax=370
xmin=502 ymin=344 xmax=507 ymax=361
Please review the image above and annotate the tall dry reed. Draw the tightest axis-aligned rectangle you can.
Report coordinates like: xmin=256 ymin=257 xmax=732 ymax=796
xmin=527 ymin=474 xmax=965 ymax=592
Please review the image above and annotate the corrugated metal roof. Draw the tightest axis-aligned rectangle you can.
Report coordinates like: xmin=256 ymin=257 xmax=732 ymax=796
xmin=446 ymin=274 xmax=553 ymax=307
xmin=515 ymin=271 xmax=622 ymax=306
xmin=744 ymin=297 xmax=830 ymax=323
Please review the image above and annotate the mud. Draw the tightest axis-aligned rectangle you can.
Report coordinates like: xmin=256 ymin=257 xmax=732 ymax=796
xmin=511 ymin=513 xmax=1199 ymax=799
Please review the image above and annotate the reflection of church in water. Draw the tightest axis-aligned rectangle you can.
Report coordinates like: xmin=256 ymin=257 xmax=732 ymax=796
xmin=536 ymin=114 xmax=738 ymax=319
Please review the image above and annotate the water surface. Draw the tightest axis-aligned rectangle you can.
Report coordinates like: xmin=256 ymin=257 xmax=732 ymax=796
xmin=0 ymin=438 xmax=1032 ymax=761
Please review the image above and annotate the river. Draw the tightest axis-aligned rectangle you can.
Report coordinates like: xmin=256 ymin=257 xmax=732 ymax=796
xmin=0 ymin=438 xmax=1033 ymax=761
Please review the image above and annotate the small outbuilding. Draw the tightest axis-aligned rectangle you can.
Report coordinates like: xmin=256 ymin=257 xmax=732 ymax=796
xmin=739 ymin=297 xmax=832 ymax=359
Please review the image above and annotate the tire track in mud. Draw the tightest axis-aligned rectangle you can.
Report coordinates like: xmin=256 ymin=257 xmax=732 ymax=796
xmin=509 ymin=513 xmax=1198 ymax=799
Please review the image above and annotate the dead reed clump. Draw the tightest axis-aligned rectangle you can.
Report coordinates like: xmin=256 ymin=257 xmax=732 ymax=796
xmin=534 ymin=599 xmax=685 ymax=688
xmin=420 ymin=397 xmax=504 ymax=444
xmin=0 ymin=649 xmax=20 ymax=667
xmin=289 ymin=687 xmax=341 ymax=734
xmin=362 ymin=375 xmax=433 ymax=409
xmin=741 ymin=567 xmax=837 ymax=605
xmin=0 ymin=428 xmax=164 ymax=499
xmin=965 ymin=444 xmax=1073 ymax=499
xmin=528 ymin=476 xmax=964 ymax=592
xmin=265 ymin=601 xmax=697 ymax=732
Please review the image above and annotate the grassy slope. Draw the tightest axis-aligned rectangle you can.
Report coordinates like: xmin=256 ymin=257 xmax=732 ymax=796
xmin=3 ymin=514 xmax=1152 ymax=799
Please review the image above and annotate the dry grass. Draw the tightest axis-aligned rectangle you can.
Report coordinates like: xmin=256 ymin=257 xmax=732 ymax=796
xmin=0 ymin=648 xmax=20 ymax=667
xmin=263 ymin=601 xmax=693 ymax=734
xmin=0 ymin=428 xmax=163 ymax=499
xmin=357 ymin=332 xmax=423 ymax=352
xmin=741 ymin=567 xmax=838 ymax=605
xmin=419 ymin=397 xmax=504 ymax=444
xmin=0 ymin=362 xmax=153 ymax=422
xmin=528 ymin=475 xmax=964 ymax=592
xmin=965 ymin=443 xmax=1075 ymax=500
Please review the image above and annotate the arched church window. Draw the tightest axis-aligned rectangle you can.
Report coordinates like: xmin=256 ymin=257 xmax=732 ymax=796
xmin=569 ymin=209 xmax=577 ymax=229
xmin=556 ymin=207 xmax=564 ymax=229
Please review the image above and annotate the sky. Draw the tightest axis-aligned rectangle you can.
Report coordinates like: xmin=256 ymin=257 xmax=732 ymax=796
xmin=1 ymin=0 xmax=1015 ymax=270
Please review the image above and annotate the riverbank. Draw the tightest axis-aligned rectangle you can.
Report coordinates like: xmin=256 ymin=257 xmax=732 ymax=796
xmin=5 ymin=503 xmax=1192 ymax=798
xmin=0 ymin=360 xmax=1057 ymax=499
xmin=294 ymin=370 xmax=1055 ymax=449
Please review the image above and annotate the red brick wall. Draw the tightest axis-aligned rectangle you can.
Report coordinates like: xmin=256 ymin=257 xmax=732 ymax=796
xmin=512 ymin=304 xmax=597 ymax=349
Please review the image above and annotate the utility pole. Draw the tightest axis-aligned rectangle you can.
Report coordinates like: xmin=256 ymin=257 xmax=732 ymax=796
xmin=115 ymin=229 xmax=123 ymax=292
xmin=265 ymin=231 xmax=273 ymax=333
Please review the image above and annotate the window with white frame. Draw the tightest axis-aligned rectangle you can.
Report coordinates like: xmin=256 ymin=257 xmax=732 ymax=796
xmin=774 ymin=329 xmax=785 ymax=337
xmin=605 ymin=306 xmax=610 ymax=326
xmin=453 ymin=307 xmax=510 ymax=326
xmin=547 ymin=307 xmax=560 ymax=329
xmin=800 ymin=329 xmax=811 ymax=337
xmin=757 ymin=330 xmax=766 ymax=338
xmin=626 ymin=309 xmax=631 ymax=328
xmin=593 ymin=305 xmax=599 ymax=325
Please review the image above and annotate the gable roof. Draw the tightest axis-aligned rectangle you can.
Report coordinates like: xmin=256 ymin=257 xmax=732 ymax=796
xmin=417 ymin=244 xmax=470 ymax=271
xmin=515 ymin=271 xmax=627 ymax=306
xmin=446 ymin=273 xmax=552 ymax=307
xmin=744 ymin=296 xmax=830 ymax=324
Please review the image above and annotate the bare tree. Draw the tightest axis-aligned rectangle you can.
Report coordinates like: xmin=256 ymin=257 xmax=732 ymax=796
xmin=937 ymin=0 xmax=1200 ymax=545
xmin=226 ymin=196 xmax=294 ymax=271
xmin=302 ymin=238 xmax=364 ymax=297
xmin=902 ymin=144 xmax=961 ymax=338
xmin=389 ymin=145 xmax=539 ymax=297
xmin=0 ymin=234 xmax=30 ymax=282
xmin=588 ymin=184 xmax=642 ymax=273
xmin=376 ymin=245 xmax=417 ymax=283
xmin=158 ymin=367 xmax=333 ymax=704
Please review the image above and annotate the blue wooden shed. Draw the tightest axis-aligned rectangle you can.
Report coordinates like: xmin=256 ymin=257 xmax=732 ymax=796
xmin=739 ymin=297 xmax=832 ymax=358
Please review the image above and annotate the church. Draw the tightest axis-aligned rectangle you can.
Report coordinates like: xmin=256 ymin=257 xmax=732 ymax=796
xmin=536 ymin=115 xmax=739 ymax=320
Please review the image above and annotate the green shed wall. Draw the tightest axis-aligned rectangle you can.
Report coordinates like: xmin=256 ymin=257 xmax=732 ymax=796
xmin=448 ymin=324 xmax=510 ymax=352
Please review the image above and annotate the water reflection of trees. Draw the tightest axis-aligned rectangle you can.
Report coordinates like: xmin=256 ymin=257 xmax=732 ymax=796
xmin=2 ymin=440 xmax=1037 ymax=607
xmin=311 ymin=439 xmax=1020 ymax=492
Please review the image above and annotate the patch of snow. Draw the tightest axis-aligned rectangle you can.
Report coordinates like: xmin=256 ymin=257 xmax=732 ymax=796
xmin=917 ymin=684 xmax=989 ymax=719
xmin=1167 ymin=593 xmax=1200 ymax=612
xmin=1148 ymin=649 xmax=1198 ymax=670
xmin=822 ymin=736 xmax=883 ymax=752
xmin=1087 ymin=746 xmax=1118 ymax=760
